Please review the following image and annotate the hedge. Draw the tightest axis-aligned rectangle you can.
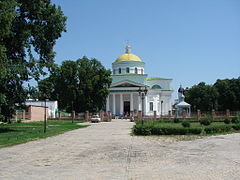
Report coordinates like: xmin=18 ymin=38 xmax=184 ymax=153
xmin=133 ymin=124 xmax=202 ymax=135
xmin=204 ymin=125 xmax=232 ymax=134
xmin=133 ymin=122 xmax=240 ymax=136
xmin=232 ymin=124 xmax=240 ymax=130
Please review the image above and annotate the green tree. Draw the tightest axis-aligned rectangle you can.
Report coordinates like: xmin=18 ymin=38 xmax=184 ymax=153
xmin=214 ymin=78 xmax=240 ymax=110
xmin=39 ymin=57 xmax=112 ymax=113
xmin=185 ymin=78 xmax=240 ymax=112
xmin=53 ymin=60 xmax=78 ymax=111
xmin=76 ymin=57 xmax=112 ymax=112
xmin=185 ymin=82 xmax=218 ymax=111
xmin=0 ymin=0 xmax=66 ymax=121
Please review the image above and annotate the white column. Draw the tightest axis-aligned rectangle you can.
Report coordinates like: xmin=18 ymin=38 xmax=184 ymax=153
xmin=120 ymin=94 xmax=123 ymax=115
xmin=138 ymin=95 xmax=141 ymax=111
xmin=144 ymin=95 xmax=148 ymax=116
xmin=106 ymin=95 xmax=110 ymax=112
xmin=130 ymin=93 xmax=134 ymax=111
xmin=113 ymin=94 xmax=116 ymax=115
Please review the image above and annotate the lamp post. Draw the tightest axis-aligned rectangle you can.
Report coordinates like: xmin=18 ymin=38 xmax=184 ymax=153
xmin=160 ymin=100 xmax=163 ymax=118
xmin=71 ymin=101 xmax=74 ymax=123
xmin=44 ymin=98 xmax=48 ymax=133
xmin=138 ymin=86 xmax=148 ymax=124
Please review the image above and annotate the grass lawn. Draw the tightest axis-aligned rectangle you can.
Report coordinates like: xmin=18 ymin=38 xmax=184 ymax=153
xmin=0 ymin=120 xmax=88 ymax=148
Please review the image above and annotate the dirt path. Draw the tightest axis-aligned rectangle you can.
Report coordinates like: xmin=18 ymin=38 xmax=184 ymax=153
xmin=0 ymin=119 xmax=240 ymax=180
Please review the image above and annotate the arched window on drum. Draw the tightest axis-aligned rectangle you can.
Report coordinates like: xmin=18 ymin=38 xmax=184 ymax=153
xmin=152 ymin=85 xmax=162 ymax=89
xmin=126 ymin=67 xmax=130 ymax=73
xmin=135 ymin=67 xmax=138 ymax=74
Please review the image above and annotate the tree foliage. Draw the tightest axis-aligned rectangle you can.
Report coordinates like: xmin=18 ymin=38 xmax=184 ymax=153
xmin=0 ymin=0 xmax=66 ymax=121
xmin=38 ymin=57 xmax=112 ymax=113
xmin=185 ymin=78 xmax=240 ymax=111
xmin=214 ymin=78 xmax=240 ymax=110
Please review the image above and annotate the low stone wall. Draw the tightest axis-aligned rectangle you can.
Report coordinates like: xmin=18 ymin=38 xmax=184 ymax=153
xmin=28 ymin=106 xmax=47 ymax=122
xmin=13 ymin=106 xmax=47 ymax=122
xmin=135 ymin=109 xmax=240 ymax=122
xmin=49 ymin=111 xmax=111 ymax=122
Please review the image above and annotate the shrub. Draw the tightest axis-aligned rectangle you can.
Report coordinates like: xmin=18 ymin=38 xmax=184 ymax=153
xmin=133 ymin=123 xmax=202 ymax=135
xmin=151 ymin=126 xmax=201 ymax=135
xmin=204 ymin=125 xmax=232 ymax=134
xmin=151 ymin=124 xmax=164 ymax=135
xmin=0 ymin=114 xmax=4 ymax=122
xmin=224 ymin=118 xmax=231 ymax=124
xmin=200 ymin=116 xmax=212 ymax=126
xmin=132 ymin=120 xmax=240 ymax=136
xmin=232 ymin=117 xmax=240 ymax=124
xmin=133 ymin=124 xmax=152 ymax=135
xmin=173 ymin=117 xmax=180 ymax=123
xmin=232 ymin=124 xmax=240 ymax=130
xmin=182 ymin=121 xmax=190 ymax=128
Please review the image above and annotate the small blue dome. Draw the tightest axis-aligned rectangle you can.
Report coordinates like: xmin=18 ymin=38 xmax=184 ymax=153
xmin=178 ymin=85 xmax=184 ymax=93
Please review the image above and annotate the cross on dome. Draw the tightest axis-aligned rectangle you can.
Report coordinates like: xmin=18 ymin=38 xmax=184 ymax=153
xmin=125 ymin=44 xmax=132 ymax=53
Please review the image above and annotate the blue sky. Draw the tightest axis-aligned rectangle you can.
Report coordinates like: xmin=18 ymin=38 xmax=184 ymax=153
xmin=51 ymin=0 xmax=240 ymax=99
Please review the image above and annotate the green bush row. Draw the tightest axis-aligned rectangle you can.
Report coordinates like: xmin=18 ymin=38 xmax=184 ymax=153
xmin=133 ymin=124 xmax=202 ymax=135
xmin=204 ymin=125 xmax=232 ymax=134
xmin=232 ymin=124 xmax=240 ymax=130
xmin=133 ymin=123 xmax=240 ymax=136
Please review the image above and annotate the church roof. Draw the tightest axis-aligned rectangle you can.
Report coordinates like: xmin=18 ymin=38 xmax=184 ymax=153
xmin=147 ymin=77 xmax=172 ymax=80
xmin=176 ymin=101 xmax=191 ymax=107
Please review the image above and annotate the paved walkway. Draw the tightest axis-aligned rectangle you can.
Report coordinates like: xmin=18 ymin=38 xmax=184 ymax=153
xmin=0 ymin=119 xmax=240 ymax=180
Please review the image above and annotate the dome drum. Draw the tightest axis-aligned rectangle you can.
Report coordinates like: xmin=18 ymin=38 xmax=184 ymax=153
xmin=112 ymin=61 xmax=145 ymax=75
xmin=112 ymin=45 xmax=145 ymax=75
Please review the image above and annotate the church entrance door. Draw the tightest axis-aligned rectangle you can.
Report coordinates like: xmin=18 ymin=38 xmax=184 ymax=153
xmin=124 ymin=101 xmax=130 ymax=117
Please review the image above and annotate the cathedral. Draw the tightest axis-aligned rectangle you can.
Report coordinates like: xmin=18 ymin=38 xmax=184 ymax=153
xmin=106 ymin=45 xmax=173 ymax=117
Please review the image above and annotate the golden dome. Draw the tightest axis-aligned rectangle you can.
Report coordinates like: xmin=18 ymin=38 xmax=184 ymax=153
xmin=115 ymin=44 xmax=142 ymax=62
xmin=115 ymin=53 xmax=142 ymax=62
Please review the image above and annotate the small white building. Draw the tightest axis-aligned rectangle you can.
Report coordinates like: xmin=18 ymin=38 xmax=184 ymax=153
xmin=25 ymin=99 xmax=58 ymax=118
xmin=175 ymin=85 xmax=191 ymax=117
xmin=106 ymin=45 xmax=173 ymax=117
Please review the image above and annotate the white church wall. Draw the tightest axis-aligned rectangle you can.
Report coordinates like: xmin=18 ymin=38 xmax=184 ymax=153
xmin=147 ymin=93 xmax=161 ymax=116
xmin=161 ymin=94 xmax=172 ymax=116
xmin=144 ymin=90 xmax=172 ymax=116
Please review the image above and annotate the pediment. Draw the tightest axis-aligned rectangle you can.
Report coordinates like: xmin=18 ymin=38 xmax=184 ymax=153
xmin=111 ymin=80 xmax=144 ymax=88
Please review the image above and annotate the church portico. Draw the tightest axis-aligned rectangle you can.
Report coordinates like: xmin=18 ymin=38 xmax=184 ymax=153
xmin=107 ymin=91 xmax=143 ymax=116
xmin=106 ymin=45 xmax=173 ymax=117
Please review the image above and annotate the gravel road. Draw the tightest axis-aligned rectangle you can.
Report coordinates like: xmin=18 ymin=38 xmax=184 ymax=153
xmin=0 ymin=119 xmax=240 ymax=180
